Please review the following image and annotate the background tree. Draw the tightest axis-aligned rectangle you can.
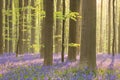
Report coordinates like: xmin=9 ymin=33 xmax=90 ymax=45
xmin=112 ymin=0 xmax=115 ymax=56
xmin=40 ymin=0 xmax=45 ymax=58
xmin=30 ymin=0 xmax=36 ymax=53
xmin=61 ymin=0 xmax=65 ymax=62
xmin=55 ymin=0 xmax=62 ymax=54
xmin=4 ymin=0 xmax=9 ymax=53
xmin=108 ymin=0 xmax=112 ymax=54
xmin=16 ymin=0 xmax=25 ymax=56
xmin=118 ymin=9 xmax=120 ymax=53
xmin=0 ymin=0 xmax=3 ymax=54
xmin=8 ymin=0 xmax=13 ymax=53
xmin=80 ymin=0 xmax=96 ymax=70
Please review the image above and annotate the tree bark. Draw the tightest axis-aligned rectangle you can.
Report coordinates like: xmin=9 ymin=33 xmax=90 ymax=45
xmin=43 ymin=0 xmax=54 ymax=65
xmin=68 ymin=0 xmax=78 ymax=61
xmin=80 ymin=0 xmax=96 ymax=70
xmin=16 ymin=0 xmax=25 ymax=56
xmin=0 ymin=0 xmax=3 ymax=54
xmin=55 ymin=0 xmax=62 ymax=54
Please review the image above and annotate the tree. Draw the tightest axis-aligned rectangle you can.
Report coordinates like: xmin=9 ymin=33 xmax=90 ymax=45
xmin=55 ymin=0 xmax=62 ymax=54
xmin=0 ymin=0 xmax=3 ymax=54
xmin=76 ymin=0 xmax=82 ymax=55
xmin=61 ymin=0 xmax=65 ymax=62
xmin=80 ymin=0 xmax=96 ymax=70
xmin=8 ymin=0 xmax=13 ymax=53
xmin=4 ymin=0 xmax=9 ymax=53
xmin=68 ymin=0 xmax=78 ymax=61
xmin=43 ymin=0 xmax=54 ymax=65
xmin=16 ymin=0 xmax=25 ymax=56
xmin=118 ymin=8 xmax=120 ymax=53
xmin=31 ymin=0 xmax=36 ymax=53
xmin=108 ymin=0 xmax=112 ymax=54
xmin=112 ymin=0 xmax=115 ymax=56
xmin=40 ymin=0 xmax=45 ymax=58
xmin=99 ymin=0 xmax=103 ymax=53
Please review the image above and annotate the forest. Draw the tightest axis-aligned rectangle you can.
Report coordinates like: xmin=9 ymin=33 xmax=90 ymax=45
xmin=0 ymin=0 xmax=120 ymax=80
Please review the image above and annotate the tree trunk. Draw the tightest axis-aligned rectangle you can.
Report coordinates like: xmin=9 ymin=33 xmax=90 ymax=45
xmin=55 ymin=0 xmax=62 ymax=54
xmin=30 ymin=0 xmax=36 ymax=53
xmin=0 ymin=0 xmax=3 ymax=54
xmin=68 ymin=0 xmax=78 ymax=61
xmin=9 ymin=0 xmax=13 ymax=53
xmin=43 ymin=0 xmax=54 ymax=65
xmin=99 ymin=0 xmax=103 ymax=53
xmin=112 ymin=0 xmax=115 ymax=56
xmin=40 ymin=0 xmax=45 ymax=58
xmin=80 ymin=0 xmax=96 ymax=70
xmin=76 ymin=0 xmax=82 ymax=55
xmin=108 ymin=0 xmax=111 ymax=54
xmin=118 ymin=8 xmax=120 ymax=53
xmin=16 ymin=0 xmax=25 ymax=56
xmin=61 ymin=0 xmax=65 ymax=62
xmin=5 ymin=0 xmax=9 ymax=53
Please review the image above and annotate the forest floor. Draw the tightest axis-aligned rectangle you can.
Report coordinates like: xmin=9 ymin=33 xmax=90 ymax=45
xmin=0 ymin=53 xmax=120 ymax=80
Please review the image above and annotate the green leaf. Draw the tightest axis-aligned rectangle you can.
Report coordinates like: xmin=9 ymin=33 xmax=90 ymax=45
xmin=68 ymin=43 xmax=80 ymax=47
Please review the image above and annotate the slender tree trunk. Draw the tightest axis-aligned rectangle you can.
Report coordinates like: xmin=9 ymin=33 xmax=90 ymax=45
xmin=76 ymin=0 xmax=82 ymax=55
xmin=16 ymin=0 xmax=24 ymax=56
xmin=0 ymin=0 xmax=3 ymax=54
xmin=112 ymin=0 xmax=115 ymax=56
xmin=30 ymin=0 xmax=36 ymax=53
xmin=80 ymin=0 xmax=96 ymax=70
xmin=5 ymin=0 xmax=9 ymax=53
xmin=9 ymin=0 xmax=13 ymax=53
xmin=23 ymin=0 xmax=29 ymax=53
xmin=68 ymin=0 xmax=78 ymax=61
xmin=99 ymin=0 xmax=103 ymax=53
xmin=40 ymin=0 xmax=45 ymax=58
xmin=43 ymin=0 xmax=54 ymax=65
xmin=108 ymin=0 xmax=111 ymax=54
xmin=61 ymin=0 xmax=65 ymax=62
xmin=118 ymin=8 xmax=120 ymax=53
xmin=55 ymin=0 xmax=62 ymax=54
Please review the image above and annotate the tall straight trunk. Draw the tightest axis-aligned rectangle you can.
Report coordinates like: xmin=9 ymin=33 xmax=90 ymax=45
xmin=5 ymin=0 xmax=9 ymax=53
xmin=31 ymin=0 xmax=36 ymax=53
xmin=112 ymin=0 xmax=115 ymax=56
xmin=99 ymin=0 xmax=103 ymax=53
xmin=23 ymin=0 xmax=29 ymax=53
xmin=40 ymin=0 xmax=45 ymax=58
xmin=80 ymin=0 xmax=96 ymax=70
xmin=0 ymin=0 xmax=3 ymax=54
xmin=68 ymin=0 xmax=78 ymax=61
xmin=8 ymin=0 xmax=13 ymax=53
xmin=16 ymin=0 xmax=24 ymax=56
xmin=61 ymin=0 xmax=65 ymax=62
xmin=40 ymin=19 xmax=45 ymax=58
xmin=108 ymin=0 xmax=111 ymax=54
xmin=118 ymin=9 xmax=120 ymax=53
xmin=43 ymin=0 xmax=54 ymax=65
xmin=76 ymin=0 xmax=82 ymax=55
xmin=55 ymin=0 xmax=62 ymax=54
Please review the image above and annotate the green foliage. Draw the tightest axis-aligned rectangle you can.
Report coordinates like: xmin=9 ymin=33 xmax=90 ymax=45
xmin=68 ymin=43 xmax=80 ymax=47
xmin=55 ymin=11 xmax=64 ymax=20
xmin=55 ymin=11 xmax=82 ymax=21
xmin=30 ymin=44 xmax=39 ymax=51
xmin=66 ymin=11 xmax=81 ymax=21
